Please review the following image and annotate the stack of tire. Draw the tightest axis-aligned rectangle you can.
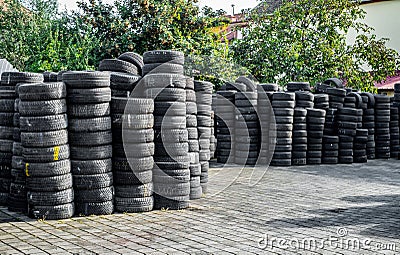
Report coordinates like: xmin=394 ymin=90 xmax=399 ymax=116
xmin=323 ymin=108 xmax=338 ymax=135
xmin=360 ymin=92 xmax=376 ymax=159
xmin=0 ymin=86 xmax=15 ymax=205
xmin=110 ymin=72 xmax=141 ymax=98
xmin=390 ymin=107 xmax=400 ymax=159
xmin=112 ymin=97 xmax=155 ymax=212
xmin=374 ymin=95 xmax=391 ymax=159
xmin=1 ymin=72 xmax=44 ymax=211
xmin=63 ymin=71 xmax=114 ymax=216
xmin=286 ymin=82 xmax=311 ymax=93
xmin=210 ymin=110 xmax=216 ymax=159
xmin=43 ymin=72 xmax=58 ymax=82
xmin=215 ymin=90 xmax=236 ymax=164
xmin=185 ymin=77 xmax=201 ymax=200
xmin=354 ymin=129 xmax=368 ymax=163
xmin=195 ymin=81 xmax=213 ymax=193
xmin=295 ymin=91 xmax=314 ymax=109
xmin=19 ymin=82 xmax=74 ymax=219
xmin=322 ymin=135 xmax=339 ymax=164
xmin=327 ymin=87 xmax=346 ymax=109
xmin=291 ymin=108 xmax=307 ymax=165
xmin=234 ymin=91 xmax=259 ymax=166
xmin=142 ymin=50 xmax=190 ymax=210
xmin=270 ymin=92 xmax=295 ymax=167
xmin=337 ymin=107 xmax=359 ymax=164
xmin=307 ymin=109 xmax=326 ymax=164
xmin=257 ymin=84 xmax=277 ymax=165
xmin=314 ymin=94 xmax=330 ymax=110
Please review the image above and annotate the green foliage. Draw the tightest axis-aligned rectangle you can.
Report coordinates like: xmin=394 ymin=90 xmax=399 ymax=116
xmin=231 ymin=0 xmax=400 ymax=92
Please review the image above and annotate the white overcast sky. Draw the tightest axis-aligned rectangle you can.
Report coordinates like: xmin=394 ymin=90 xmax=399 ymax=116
xmin=58 ymin=0 xmax=259 ymax=13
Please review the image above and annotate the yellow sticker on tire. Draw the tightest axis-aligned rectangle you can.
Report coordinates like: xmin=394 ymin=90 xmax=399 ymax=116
xmin=54 ymin=146 xmax=60 ymax=161
xmin=25 ymin=163 xmax=29 ymax=177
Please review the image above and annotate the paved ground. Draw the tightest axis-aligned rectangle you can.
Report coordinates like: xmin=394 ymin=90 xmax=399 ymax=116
xmin=0 ymin=159 xmax=399 ymax=254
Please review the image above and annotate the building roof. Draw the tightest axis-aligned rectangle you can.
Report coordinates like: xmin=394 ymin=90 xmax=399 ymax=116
xmin=375 ymin=71 xmax=400 ymax=90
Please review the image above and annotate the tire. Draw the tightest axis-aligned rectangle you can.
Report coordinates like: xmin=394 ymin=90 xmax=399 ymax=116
xmin=73 ymin=172 xmax=113 ymax=190
xmin=27 ymin=173 xmax=73 ymax=192
xmin=0 ymin=99 xmax=15 ymax=112
xmin=110 ymin=73 xmax=141 ymax=91
xmin=67 ymin=88 xmax=111 ymax=104
xmin=153 ymin=101 xmax=186 ymax=116
xmin=113 ymin=170 xmax=152 ymax=185
xmin=69 ymin=130 xmax=112 ymax=146
xmin=115 ymin=183 xmax=153 ymax=198
xmin=29 ymin=203 xmax=74 ymax=220
xmin=118 ymin=52 xmax=144 ymax=70
xmin=327 ymin=87 xmax=346 ymax=97
xmin=113 ymin=114 xmax=154 ymax=130
xmin=154 ymin=115 xmax=186 ymax=129
xmin=143 ymin=50 xmax=184 ymax=65
xmin=74 ymin=187 xmax=114 ymax=203
xmin=99 ymin=59 xmax=138 ymax=75
xmin=75 ymin=200 xmax=114 ymax=216
xmin=62 ymin=71 xmax=110 ymax=88
xmin=115 ymin=142 xmax=155 ymax=158
xmin=70 ymin=145 xmax=112 ymax=160
xmin=236 ymin=77 xmax=256 ymax=92
xmin=146 ymin=87 xmax=186 ymax=102
xmin=115 ymin=196 xmax=154 ymax=213
xmin=142 ymin=63 xmax=184 ymax=76
xmin=153 ymin=194 xmax=189 ymax=210
xmin=18 ymin=82 xmax=66 ymax=100
xmin=142 ymin=73 xmax=186 ymax=89
xmin=20 ymin=114 xmax=68 ymax=132
xmin=27 ymin=188 xmax=74 ymax=205
xmin=0 ymin=126 xmax=13 ymax=140
xmin=21 ymin=130 xmax=68 ymax=148
xmin=112 ymin=97 xmax=154 ymax=114
xmin=69 ymin=117 xmax=111 ymax=132
xmin=115 ymin=129 xmax=154 ymax=143
xmin=0 ymin=113 xmax=14 ymax=126
xmin=272 ymin=92 xmax=295 ymax=101
xmin=112 ymin=157 xmax=154 ymax=172
xmin=25 ymin=160 xmax=70 ymax=177
xmin=67 ymin=103 xmax=110 ymax=118
xmin=2 ymin=72 xmax=43 ymax=85
xmin=71 ymin=159 xmax=112 ymax=175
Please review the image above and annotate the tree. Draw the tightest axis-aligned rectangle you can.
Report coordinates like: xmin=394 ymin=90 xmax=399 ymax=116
xmin=231 ymin=0 xmax=400 ymax=92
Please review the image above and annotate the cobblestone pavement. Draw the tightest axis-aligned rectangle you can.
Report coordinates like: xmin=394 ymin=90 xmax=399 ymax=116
xmin=0 ymin=159 xmax=399 ymax=254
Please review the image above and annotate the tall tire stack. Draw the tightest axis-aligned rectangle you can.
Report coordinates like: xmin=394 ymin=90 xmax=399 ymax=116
xmin=374 ymin=95 xmax=391 ymax=159
xmin=322 ymin=135 xmax=339 ymax=164
xmin=112 ymin=97 xmax=155 ymax=212
xmin=185 ymin=78 xmax=201 ymax=200
xmin=215 ymin=90 xmax=236 ymax=164
xmin=306 ymin=109 xmax=326 ymax=164
xmin=63 ymin=71 xmax=114 ymax=216
xmin=142 ymin=50 xmax=190 ymax=210
xmin=1 ymin=72 xmax=44 ymax=210
xmin=270 ymin=92 xmax=295 ymax=167
xmin=19 ymin=82 xmax=74 ymax=220
xmin=337 ymin=107 xmax=358 ymax=164
xmin=360 ymin=93 xmax=376 ymax=159
xmin=257 ymin=84 xmax=277 ymax=165
xmin=210 ymin=110 xmax=216 ymax=159
xmin=390 ymin=107 xmax=400 ymax=159
xmin=323 ymin=108 xmax=338 ymax=135
xmin=234 ymin=91 xmax=259 ymax=166
xmin=194 ymin=81 xmax=213 ymax=193
xmin=291 ymin=108 xmax=307 ymax=165
xmin=354 ymin=129 xmax=368 ymax=163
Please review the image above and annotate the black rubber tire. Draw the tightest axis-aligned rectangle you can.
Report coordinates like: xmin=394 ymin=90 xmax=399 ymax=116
xmin=69 ymin=117 xmax=111 ymax=132
xmin=75 ymin=200 xmax=114 ymax=216
xmin=27 ymin=173 xmax=73 ymax=192
xmin=67 ymin=88 xmax=111 ymax=104
xmin=153 ymin=194 xmax=189 ymax=210
xmin=113 ymin=170 xmax=152 ymax=185
xmin=115 ymin=142 xmax=155 ymax=158
xmin=62 ymin=71 xmax=110 ymax=88
xmin=21 ymin=130 xmax=68 ymax=148
xmin=287 ymin=82 xmax=311 ymax=92
xmin=112 ymin=157 xmax=154 ymax=172
xmin=115 ymin=183 xmax=153 ymax=198
xmin=115 ymin=196 xmax=154 ymax=213
xmin=143 ymin=50 xmax=184 ymax=65
xmin=112 ymin=97 xmax=154 ymax=114
xmin=20 ymin=114 xmax=68 ymax=132
xmin=113 ymin=114 xmax=154 ymax=130
xmin=142 ymin=73 xmax=186 ymax=89
xmin=25 ymin=159 xmax=70 ymax=177
xmin=73 ymin=172 xmax=113 ymax=190
xmin=142 ymin=63 xmax=184 ymax=76
xmin=69 ymin=130 xmax=112 ymax=146
xmin=29 ymin=203 xmax=74 ymax=220
xmin=70 ymin=145 xmax=112 ymax=160
xmin=19 ymin=82 xmax=66 ymax=101
xmin=74 ymin=187 xmax=114 ymax=203
xmin=0 ymin=113 xmax=14 ymax=126
xmin=99 ymin=59 xmax=138 ymax=75
xmin=68 ymin=103 xmax=110 ymax=118
xmin=27 ymin=188 xmax=74 ymax=205
xmin=114 ymin=129 xmax=154 ymax=144
xmin=118 ymin=52 xmax=144 ymax=70
xmin=71 ymin=159 xmax=112 ymax=175
xmin=110 ymin=73 xmax=141 ymax=91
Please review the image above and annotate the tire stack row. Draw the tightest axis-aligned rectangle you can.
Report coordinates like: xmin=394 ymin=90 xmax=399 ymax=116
xmin=20 ymin=82 xmax=74 ymax=220
xmin=292 ymin=108 xmax=307 ymax=165
xmin=63 ymin=71 xmax=114 ymax=216
xmin=374 ymin=95 xmax=391 ymax=159
xmin=186 ymin=78 xmax=201 ymax=200
xmin=270 ymin=92 xmax=295 ymax=166
xmin=360 ymin=93 xmax=376 ymax=159
xmin=337 ymin=107 xmax=358 ymax=164
xmin=390 ymin=107 xmax=400 ymax=159
xmin=1 ymin=72 xmax=44 ymax=211
xmin=215 ymin=90 xmax=236 ymax=164
xmin=234 ymin=91 xmax=259 ymax=166
xmin=142 ymin=50 xmax=190 ymax=210
xmin=354 ymin=129 xmax=368 ymax=163
xmin=195 ymin=81 xmax=213 ymax=193
xmin=307 ymin=109 xmax=326 ymax=165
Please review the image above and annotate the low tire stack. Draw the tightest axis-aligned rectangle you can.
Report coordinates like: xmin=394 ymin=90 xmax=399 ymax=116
xmin=185 ymin=78 xmax=201 ymax=200
xmin=234 ymin=91 xmax=259 ymax=166
xmin=142 ymin=50 xmax=190 ymax=210
xmin=360 ymin=93 xmax=376 ymax=159
xmin=195 ymin=81 xmax=213 ymax=192
xmin=112 ymin=97 xmax=155 ymax=212
xmin=390 ymin=107 xmax=400 ymax=159
xmin=354 ymin=129 xmax=368 ymax=163
xmin=1 ymin=72 xmax=44 ymax=211
xmin=322 ymin=135 xmax=339 ymax=164
xmin=63 ymin=71 xmax=114 ymax=216
xmin=291 ymin=108 xmax=307 ymax=165
xmin=307 ymin=109 xmax=326 ymax=165
xmin=374 ymin=95 xmax=391 ymax=159
xmin=215 ymin=90 xmax=236 ymax=164
xmin=19 ymin=82 xmax=74 ymax=220
xmin=270 ymin=92 xmax=295 ymax=167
